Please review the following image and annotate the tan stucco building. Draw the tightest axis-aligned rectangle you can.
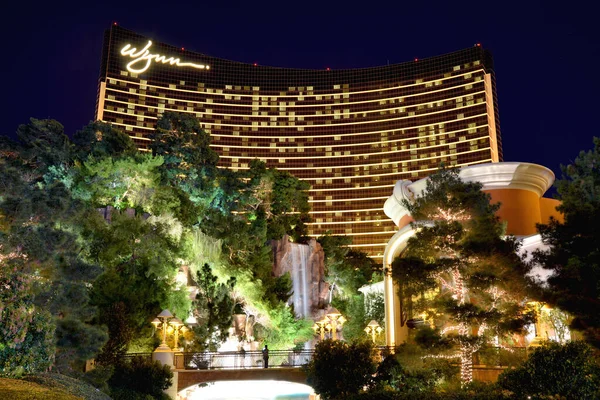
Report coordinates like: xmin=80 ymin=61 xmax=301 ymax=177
xmin=381 ymin=162 xmax=563 ymax=346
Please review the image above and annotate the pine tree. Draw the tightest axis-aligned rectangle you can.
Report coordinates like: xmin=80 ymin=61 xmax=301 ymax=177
xmin=534 ymin=137 xmax=600 ymax=348
xmin=190 ymin=263 xmax=236 ymax=351
xmin=393 ymin=168 xmax=535 ymax=384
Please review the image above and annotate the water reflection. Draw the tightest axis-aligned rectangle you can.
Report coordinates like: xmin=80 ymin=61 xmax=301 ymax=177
xmin=181 ymin=380 xmax=315 ymax=400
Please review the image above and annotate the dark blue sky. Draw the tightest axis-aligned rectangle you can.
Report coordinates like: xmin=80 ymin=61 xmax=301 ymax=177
xmin=2 ymin=1 xmax=597 ymax=181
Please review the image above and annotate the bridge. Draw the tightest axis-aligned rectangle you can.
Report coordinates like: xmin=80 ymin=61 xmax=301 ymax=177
xmin=144 ymin=349 xmax=315 ymax=398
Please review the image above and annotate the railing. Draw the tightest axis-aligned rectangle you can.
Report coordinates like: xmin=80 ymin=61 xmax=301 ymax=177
xmin=121 ymin=353 xmax=153 ymax=363
xmin=174 ymin=350 xmax=314 ymax=370
xmin=119 ymin=346 xmax=526 ymax=371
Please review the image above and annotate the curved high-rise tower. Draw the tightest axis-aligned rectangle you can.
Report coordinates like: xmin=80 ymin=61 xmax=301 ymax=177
xmin=96 ymin=25 xmax=502 ymax=260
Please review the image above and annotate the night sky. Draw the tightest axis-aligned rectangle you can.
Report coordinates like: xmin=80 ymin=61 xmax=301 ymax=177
xmin=3 ymin=1 xmax=597 ymax=182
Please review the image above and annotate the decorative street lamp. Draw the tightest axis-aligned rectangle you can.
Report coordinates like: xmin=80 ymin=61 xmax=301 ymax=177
xmin=152 ymin=309 xmax=173 ymax=351
xmin=312 ymin=318 xmax=330 ymax=340
xmin=364 ymin=320 xmax=383 ymax=343
xmin=169 ymin=317 xmax=184 ymax=351
xmin=325 ymin=307 xmax=346 ymax=340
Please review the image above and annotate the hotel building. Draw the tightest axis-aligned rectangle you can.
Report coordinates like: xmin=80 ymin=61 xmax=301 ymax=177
xmin=96 ymin=25 xmax=502 ymax=260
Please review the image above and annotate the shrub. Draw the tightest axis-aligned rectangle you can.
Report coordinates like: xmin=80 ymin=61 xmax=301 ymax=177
xmin=392 ymin=343 xmax=460 ymax=390
xmin=350 ymin=381 xmax=510 ymax=400
xmin=371 ymin=355 xmax=441 ymax=393
xmin=108 ymin=356 xmax=173 ymax=399
xmin=81 ymin=364 xmax=114 ymax=395
xmin=0 ymin=310 xmax=56 ymax=377
xmin=0 ymin=263 xmax=56 ymax=378
xmin=306 ymin=339 xmax=377 ymax=399
xmin=498 ymin=341 xmax=600 ymax=399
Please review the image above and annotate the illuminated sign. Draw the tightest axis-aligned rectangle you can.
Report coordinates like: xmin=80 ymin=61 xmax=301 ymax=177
xmin=120 ymin=41 xmax=210 ymax=73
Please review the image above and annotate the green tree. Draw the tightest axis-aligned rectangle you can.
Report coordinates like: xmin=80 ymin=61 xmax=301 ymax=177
xmin=73 ymin=154 xmax=163 ymax=210
xmin=15 ymin=118 xmax=72 ymax=173
xmin=1 ymin=116 xmax=318 ymax=376
xmin=263 ymin=167 xmax=311 ymax=241
xmin=306 ymin=339 xmax=377 ymax=399
xmin=253 ymin=304 xmax=313 ymax=350
xmin=395 ymin=168 xmax=535 ymax=384
xmin=72 ymin=121 xmax=137 ymax=160
xmin=534 ymin=137 xmax=600 ymax=348
xmin=87 ymin=212 xmax=190 ymax=362
xmin=187 ymin=158 xmax=313 ymax=347
xmin=498 ymin=341 xmax=600 ymax=399
xmin=1 ymin=125 xmax=108 ymax=374
xmin=190 ymin=263 xmax=236 ymax=351
xmin=150 ymin=111 xmax=219 ymax=207
xmin=318 ymin=234 xmax=378 ymax=299
xmin=332 ymin=292 xmax=385 ymax=344
xmin=319 ymin=233 xmax=380 ymax=344
xmin=331 ymin=294 xmax=367 ymax=343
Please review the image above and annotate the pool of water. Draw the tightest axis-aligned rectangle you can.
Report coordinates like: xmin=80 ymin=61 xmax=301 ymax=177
xmin=180 ymin=380 xmax=315 ymax=400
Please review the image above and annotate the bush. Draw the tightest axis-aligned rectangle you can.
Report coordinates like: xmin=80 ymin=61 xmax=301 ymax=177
xmin=0 ymin=311 xmax=56 ymax=378
xmin=108 ymin=356 xmax=173 ymax=399
xmin=498 ymin=341 xmax=600 ymax=399
xmin=349 ymin=381 xmax=510 ymax=400
xmin=0 ymin=264 xmax=56 ymax=378
xmin=392 ymin=343 xmax=460 ymax=390
xmin=371 ymin=355 xmax=441 ymax=393
xmin=306 ymin=339 xmax=377 ymax=399
xmin=81 ymin=364 xmax=114 ymax=395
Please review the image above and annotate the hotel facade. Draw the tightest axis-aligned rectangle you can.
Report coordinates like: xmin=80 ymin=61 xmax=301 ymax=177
xmin=96 ymin=25 xmax=502 ymax=259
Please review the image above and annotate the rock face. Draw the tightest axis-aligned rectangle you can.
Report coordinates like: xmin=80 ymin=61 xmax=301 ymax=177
xmin=271 ymin=235 xmax=328 ymax=319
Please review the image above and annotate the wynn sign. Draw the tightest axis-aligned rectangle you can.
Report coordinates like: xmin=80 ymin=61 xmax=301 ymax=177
xmin=120 ymin=41 xmax=210 ymax=73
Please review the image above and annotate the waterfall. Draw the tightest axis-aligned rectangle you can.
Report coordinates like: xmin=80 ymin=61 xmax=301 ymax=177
xmin=288 ymin=243 xmax=311 ymax=318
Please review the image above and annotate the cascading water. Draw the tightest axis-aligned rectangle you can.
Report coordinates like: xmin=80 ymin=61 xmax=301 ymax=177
xmin=288 ymin=243 xmax=311 ymax=318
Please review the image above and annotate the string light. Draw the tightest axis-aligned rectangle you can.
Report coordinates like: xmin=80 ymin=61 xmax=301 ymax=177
xmin=422 ymin=353 xmax=460 ymax=360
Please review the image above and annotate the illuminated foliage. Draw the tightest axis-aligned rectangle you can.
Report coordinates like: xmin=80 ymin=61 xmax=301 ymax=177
xmin=332 ymin=293 xmax=385 ymax=344
xmin=318 ymin=234 xmax=378 ymax=299
xmin=189 ymin=263 xmax=236 ymax=351
xmin=150 ymin=111 xmax=218 ymax=206
xmin=254 ymin=304 xmax=313 ymax=349
xmin=0 ymin=114 xmax=322 ymax=384
xmin=394 ymin=168 xmax=535 ymax=384
xmin=73 ymin=155 xmax=163 ymax=209
xmin=0 ymin=124 xmax=107 ymax=374
xmin=318 ymin=233 xmax=380 ymax=344
xmin=261 ymin=167 xmax=311 ymax=241
xmin=86 ymin=211 xmax=190 ymax=360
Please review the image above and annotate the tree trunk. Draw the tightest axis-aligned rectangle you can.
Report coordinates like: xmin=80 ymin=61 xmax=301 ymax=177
xmin=460 ymin=345 xmax=473 ymax=385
